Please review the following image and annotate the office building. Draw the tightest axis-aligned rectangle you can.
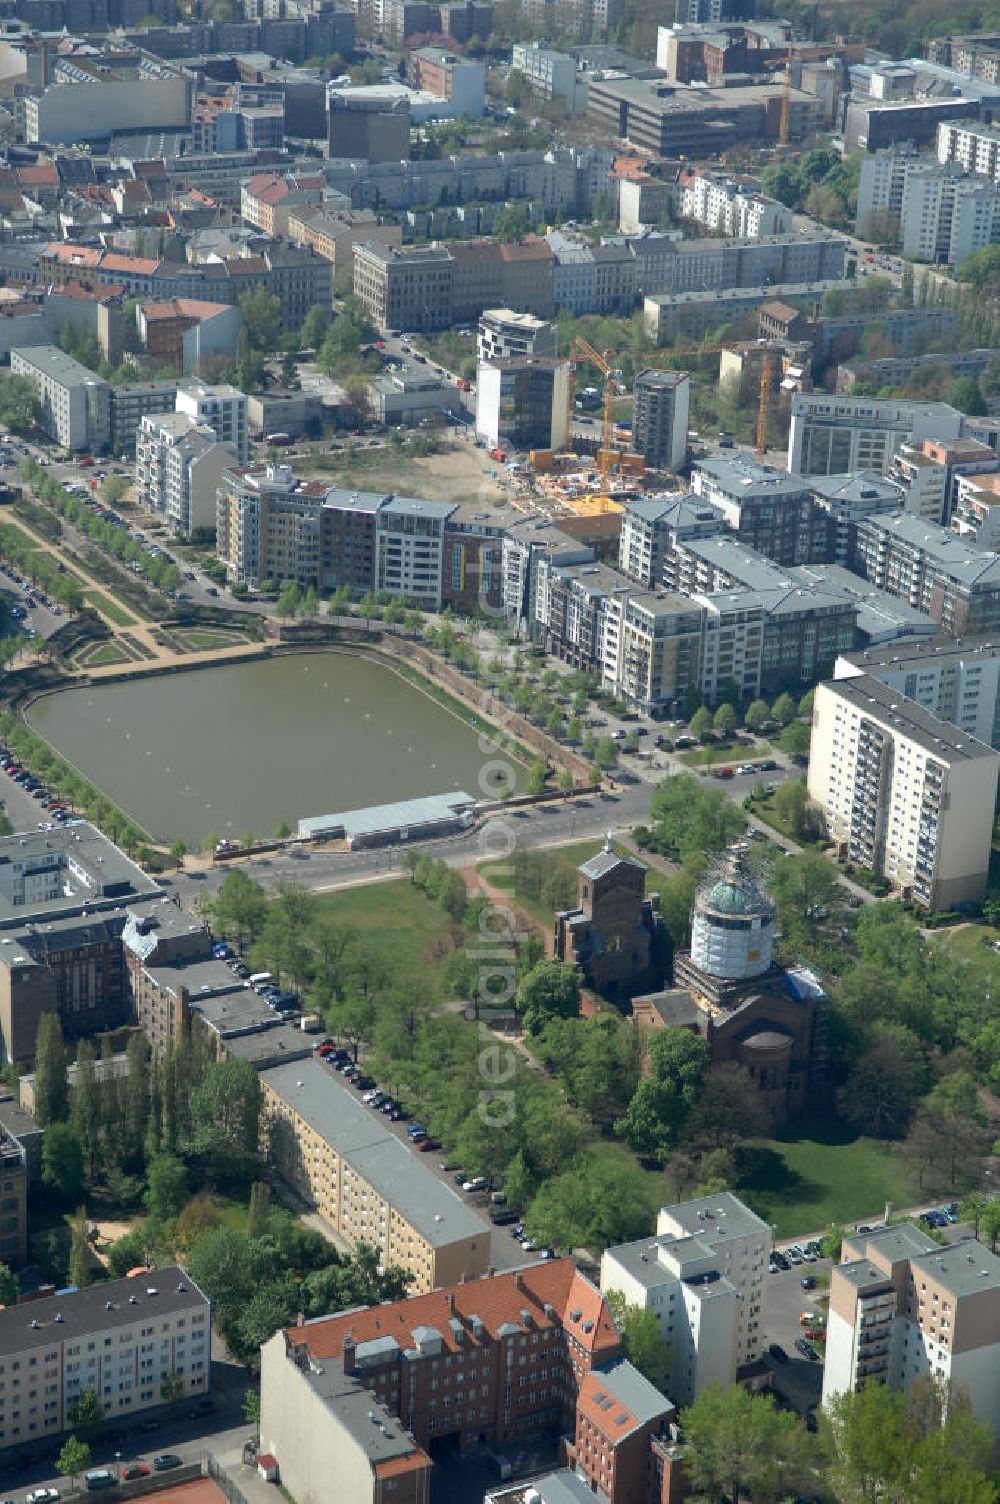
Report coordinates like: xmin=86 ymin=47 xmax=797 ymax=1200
xmin=259 ymin=1259 xmax=671 ymax=1504
xmin=353 ymin=242 xmax=454 ymax=333
xmin=0 ymin=824 xmax=160 ymax=1063
xmin=24 ymin=72 xmax=191 ymax=145
xmin=845 ymin=95 xmax=980 ymax=154
xmin=371 ymin=362 xmax=461 ymax=426
xmin=675 ymin=0 xmax=756 ymax=19
xmin=475 ymin=357 xmax=570 ymax=451
xmin=787 ymin=394 xmax=964 ymax=477
xmin=587 ymin=76 xmax=822 ymax=156
xmin=261 ymin=1057 xmax=489 ymax=1292
xmin=0 ymin=1267 xmax=210 ymax=1452
xmin=690 ymin=456 xmax=830 ymax=566
xmin=823 ymin=1225 xmax=1000 ymax=1434
xmin=807 ymin=675 xmax=999 ymax=907
xmin=631 ymin=369 xmax=689 ymax=473
xmin=601 ymin=1192 xmax=768 ymax=1404
xmin=10 ymin=345 xmax=111 ymax=452
xmin=326 ymin=83 xmax=410 ymax=161
xmin=478 ymin=308 xmax=558 ymax=363
xmin=849 ymin=509 xmax=1000 ymax=635
xmin=135 ymin=413 xmax=238 ymax=535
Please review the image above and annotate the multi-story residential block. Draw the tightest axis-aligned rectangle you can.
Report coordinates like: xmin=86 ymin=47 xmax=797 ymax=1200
xmin=602 ymin=1192 xmax=768 ymax=1404
xmin=410 ymin=47 xmax=485 ymax=115
xmin=690 ymin=456 xmax=831 ymax=566
xmin=136 ymin=298 xmax=241 ymax=377
xmin=952 ymin=470 xmax=1000 ymax=547
xmin=10 ymin=344 xmax=111 ymax=451
xmin=627 ymin=232 xmax=846 ymax=297
xmin=475 ymin=356 xmax=570 ymax=451
xmin=618 ymin=493 xmax=722 ymax=588
xmin=261 ymin=1057 xmax=489 ymax=1292
xmin=109 ymin=378 xmax=182 ymax=456
xmin=353 ymin=241 xmax=454 ymax=332
xmin=643 ymin=277 xmax=854 ymax=341
xmin=602 ymin=588 xmax=704 ymax=714
xmin=286 ymin=207 xmax=402 ymax=276
xmin=259 ymin=1259 xmax=665 ymax=1504
xmin=135 ymin=413 xmax=238 ymax=535
xmin=834 ymin=636 xmax=1000 ymax=751
xmin=0 ymin=824 xmax=159 ymax=1063
xmin=807 ymin=675 xmax=1000 ymax=907
xmin=787 ymin=394 xmax=964 ymax=477
xmin=849 ymin=509 xmax=1000 ymax=635
xmin=677 ymin=166 xmax=793 ymax=238
xmin=937 ymin=115 xmax=1000 ymax=185
xmin=0 ymin=1266 xmax=210 ymax=1452
xmin=0 ymin=1130 xmax=27 ymax=1268
xmin=511 ymin=43 xmax=580 ymax=108
xmin=174 ymin=377 xmax=248 ymax=462
xmin=631 ymin=369 xmax=689 ymax=473
xmin=240 ymin=171 xmax=323 ymax=238
xmin=857 ymin=147 xmax=1000 ymax=263
xmin=478 ymin=308 xmax=558 ymax=363
xmin=823 ymin=1225 xmax=1000 ymax=1434
xmin=546 ymin=232 xmax=636 ymax=315
xmin=217 ymin=464 xmax=325 ymax=589
xmin=375 ymin=495 xmax=454 ymax=608
xmin=837 ymin=349 xmax=1000 ymax=400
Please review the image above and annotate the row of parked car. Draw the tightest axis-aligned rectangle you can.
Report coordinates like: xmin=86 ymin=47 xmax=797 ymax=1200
xmin=771 ymin=1238 xmax=824 ymax=1272
xmin=0 ymin=752 xmax=72 ymax=822
xmin=921 ymin=1202 xmax=959 ymax=1228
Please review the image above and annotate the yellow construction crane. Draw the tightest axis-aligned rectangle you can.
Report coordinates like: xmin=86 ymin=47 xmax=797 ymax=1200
xmin=566 ymin=337 xmax=628 ymax=476
xmin=779 ymin=46 xmax=793 ymax=146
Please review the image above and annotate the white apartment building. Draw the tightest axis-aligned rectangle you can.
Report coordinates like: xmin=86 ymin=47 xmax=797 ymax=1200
xmin=374 ymin=495 xmax=454 ymax=608
xmin=601 ymin=1193 xmax=768 ymax=1406
xmin=937 ymin=116 xmax=1000 ymax=185
xmin=901 ymin=164 xmax=1000 ymax=266
xmin=787 ymin=395 xmax=964 ymax=477
xmin=135 ymin=413 xmax=238 ymax=536
xmin=952 ymin=471 xmax=1000 ymax=548
xmin=10 ymin=345 xmax=111 ymax=453
xmin=477 ymin=308 xmax=558 ymax=364
xmin=175 ymin=378 xmax=248 ymax=462
xmin=889 ymin=441 xmax=949 ymax=524
xmin=807 ymin=675 xmax=1000 ymax=908
xmin=511 ymin=43 xmax=580 ymax=108
xmin=0 ymin=1266 xmax=210 ymax=1452
xmin=823 ymin=1225 xmax=1000 ymax=1436
xmin=834 ymin=637 xmax=1000 ymax=752
xmin=678 ymin=170 xmax=793 ymax=239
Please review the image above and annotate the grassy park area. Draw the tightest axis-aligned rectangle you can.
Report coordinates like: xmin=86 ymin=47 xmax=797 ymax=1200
xmin=739 ymin=1129 xmax=920 ymax=1238
xmin=83 ymin=590 xmax=138 ymax=626
xmin=311 ymin=878 xmax=459 ymax=994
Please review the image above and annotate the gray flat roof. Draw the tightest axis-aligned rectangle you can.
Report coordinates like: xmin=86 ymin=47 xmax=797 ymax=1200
xmin=911 ymin=1238 xmax=1000 ymax=1297
xmin=840 ymin=634 xmax=1000 ymax=673
xmin=858 ymin=511 xmax=1000 ymax=586
xmin=147 ymin=957 xmax=248 ymax=1003
xmin=298 ymin=791 xmax=476 ymax=840
xmin=223 ymin=1024 xmax=313 ymax=1069
xmin=659 ymin=1191 xmax=769 ymax=1241
xmin=807 ymin=470 xmax=902 ymax=508
xmin=0 ymin=1266 xmax=207 ymax=1358
xmin=694 ymin=456 xmax=811 ymax=499
xmin=646 ymin=278 xmax=853 ymax=309
xmin=11 ymin=344 xmax=111 ymax=390
xmin=298 ymin=1359 xmax=424 ymax=1468
xmin=822 ymin=674 xmax=1000 ymax=761
xmin=261 ymin=1058 xmax=489 ymax=1247
xmin=0 ymin=823 xmax=160 ymax=929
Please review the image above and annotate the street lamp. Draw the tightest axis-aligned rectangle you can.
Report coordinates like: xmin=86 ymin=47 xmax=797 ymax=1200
xmin=115 ymin=1452 xmax=121 ymax=1481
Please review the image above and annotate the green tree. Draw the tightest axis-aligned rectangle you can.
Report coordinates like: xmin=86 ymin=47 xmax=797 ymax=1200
xmin=525 ymin=1146 xmax=655 ymax=1251
xmin=516 ymin=959 xmax=581 ymax=1034
xmin=713 ymin=702 xmax=737 ymax=737
xmin=41 ymin=1121 xmax=84 ymax=1201
xmin=169 ymin=838 xmax=187 ymax=867
xmin=69 ymin=1387 xmax=105 ymax=1442
xmin=606 ymin=1290 xmax=672 ymax=1389
xmin=0 ymin=375 xmax=41 ymax=434
xmin=243 ymin=1386 xmax=261 ymax=1433
xmin=299 ymin=304 xmax=329 ymax=350
xmin=837 ymin=1022 xmax=927 ymax=1138
xmin=160 ymin=1372 xmax=185 ymax=1408
xmin=145 ymin=1153 xmax=190 ymax=1220
xmin=247 ymin=1180 xmax=271 ymax=1240
xmin=188 ymin=1056 xmax=262 ymax=1180
xmin=33 ymin=1011 xmax=69 ymax=1125
xmin=0 ymin=1261 xmax=16 ymax=1306
xmin=779 ymin=720 xmax=811 ymax=761
xmin=690 ymin=705 xmax=714 ymax=741
xmin=770 ymin=777 xmax=824 ymax=842
xmin=618 ymin=1028 xmax=709 ymax=1160
xmin=102 ymin=474 xmax=128 ymax=505
xmin=238 ymin=287 xmax=282 ymax=353
xmin=946 ymin=375 xmax=988 ymax=416
xmin=69 ymin=1206 xmax=93 ymax=1288
xmin=772 ymin=691 xmax=798 ymax=725
xmin=682 ymin=1381 xmax=814 ymax=1504
xmin=744 ymin=698 xmax=770 ymax=732
xmin=526 ymin=761 xmax=548 ymax=796
xmin=56 ymin=1436 xmax=91 ymax=1489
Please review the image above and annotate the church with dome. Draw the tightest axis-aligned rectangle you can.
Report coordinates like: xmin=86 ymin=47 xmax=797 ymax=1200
xmin=633 ymin=841 xmax=826 ymax=1126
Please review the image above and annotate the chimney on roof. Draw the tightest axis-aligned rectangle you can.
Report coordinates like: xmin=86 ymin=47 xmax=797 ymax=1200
xmin=447 ymin=1292 xmax=456 ymax=1314
xmin=515 ymin=1273 xmax=525 ymax=1292
xmin=296 ymin=1311 xmax=305 ymax=1328
xmin=342 ymin=1334 xmax=356 ymax=1375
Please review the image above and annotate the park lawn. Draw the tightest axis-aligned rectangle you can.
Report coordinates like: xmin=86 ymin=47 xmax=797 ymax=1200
xmin=311 ymin=878 xmax=458 ymax=992
xmin=87 ymin=643 xmax=130 ymax=666
xmin=677 ymin=739 xmax=747 ymax=768
xmin=180 ymin=629 xmax=248 ymax=649
xmin=739 ymin=1132 xmax=921 ymax=1239
xmin=83 ymin=590 xmax=138 ymax=626
xmin=932 ymin=922 xmax=1000 ymax=989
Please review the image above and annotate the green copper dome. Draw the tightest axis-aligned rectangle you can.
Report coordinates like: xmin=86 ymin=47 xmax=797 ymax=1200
xmin=707 ymin=881 xmax=749 ymax=914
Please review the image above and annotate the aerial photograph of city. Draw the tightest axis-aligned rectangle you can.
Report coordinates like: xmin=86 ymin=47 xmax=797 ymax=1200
xmin=0 ymin=0 xmax=999 ymax=1498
